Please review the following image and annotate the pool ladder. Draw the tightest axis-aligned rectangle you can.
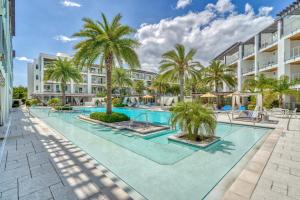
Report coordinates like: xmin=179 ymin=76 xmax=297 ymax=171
xmin=129 ymin=112 xmax=150 ymax=128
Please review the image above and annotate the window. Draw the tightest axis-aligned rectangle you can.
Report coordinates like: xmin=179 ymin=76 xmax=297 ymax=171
xmin=36 ymin=86 xmax=38 ymax=90
xmin=56 ymin=85 xmax=60 ymax=92
xmin=35 ymin=64 xmax=38 ymax=70
xmin=35 ymin=75 xmax=39 ymax=80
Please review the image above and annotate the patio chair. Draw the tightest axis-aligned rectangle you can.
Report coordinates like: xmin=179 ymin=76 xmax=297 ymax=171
xmin=234 ymin=110 xmax=262 ymax=122
xmin=222 ymin=105 xmax=232 ymax=111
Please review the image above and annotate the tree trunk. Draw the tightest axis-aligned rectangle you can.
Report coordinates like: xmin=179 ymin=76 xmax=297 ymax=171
xmin=106 ymin=53 xmax=113 ymax=115
xmin=179 ymin=72 xmax=184 ymax=102
xmin=61 ymin=82 xmax=66 ymax=106
xmin=215 ymin=80 xmax=219 ymax=107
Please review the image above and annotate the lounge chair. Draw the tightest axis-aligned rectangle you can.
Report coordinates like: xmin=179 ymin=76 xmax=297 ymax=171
xmin=222 ymin=105 xmax=232 ymax=111
xmin=234 ymin=110 xmax=262 ymax=122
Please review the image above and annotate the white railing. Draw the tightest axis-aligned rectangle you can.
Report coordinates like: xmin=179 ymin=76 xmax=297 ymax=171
xmin=242 ymin=65 xmax=254 ymax=74
xmin=284 ymin=17 xmax=300 ymax=36
xmin=289 ymin=46 xmax=300 ymax=60
xmin=260 ymin=32 xmax=278 ymax=49
xmin=243 ymin=45 xmax=254 ymax=58
xmin=291 ymin=72 xmax=300 ymax=82
xmin=226 ymin=52 xmax=239 ymax=65
xmin=259 ymin=59 xmax=277 ymax=70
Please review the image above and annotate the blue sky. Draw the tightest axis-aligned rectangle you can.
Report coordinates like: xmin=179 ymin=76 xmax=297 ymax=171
xmin=13 ymin=0 xmax=294 ymax=86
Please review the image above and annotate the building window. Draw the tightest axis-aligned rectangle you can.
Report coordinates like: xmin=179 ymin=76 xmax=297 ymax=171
xmin=36 ymin=86 xmax=38 ymax=90
xmin=36 ymin=64 xmax=38 ymax=70
xmin=35 ymin=75 xmax=39 ymax=80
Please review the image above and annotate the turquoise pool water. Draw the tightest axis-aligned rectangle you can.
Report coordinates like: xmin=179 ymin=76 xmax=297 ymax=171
xmin=30 ymin=107 xmax=271 ymax=200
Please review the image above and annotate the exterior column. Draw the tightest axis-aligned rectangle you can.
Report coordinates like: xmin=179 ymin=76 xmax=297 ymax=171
xmin=277 ymin=19 xmax=286 ymax=78
xmin=237 ymin=45 xmax=243 ymax=91
xmin=254 ymin=35 xmax=260 ymax=77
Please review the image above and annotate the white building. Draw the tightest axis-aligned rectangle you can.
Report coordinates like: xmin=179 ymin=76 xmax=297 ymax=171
xmin=0 ymin=0 xmax=15 ymax=126
xmin=214 ymin=0 xmax=300 ymax=107
xmin=27 ymin=53 xmax=157 ymax=105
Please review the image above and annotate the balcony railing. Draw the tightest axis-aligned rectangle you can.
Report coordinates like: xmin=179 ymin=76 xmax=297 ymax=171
xmin=260 ymin=34 xmax=278 ymax=49
xmin=243 ymin=45 xmax=254 ymax=58
xmin=286 ymin=46 xmax=300 ymax=61
xmin=242 ymin=66 xmax=254 ymax=74
xmin=258 ymin=60 xmax=277 ymax=70
xmin=226 ymin=52 xmax=239 ymax=65
xmin=291 ymin=72 xmax=300 ymax=82
xmin=283 ymin=17 xmax=300 ymax=36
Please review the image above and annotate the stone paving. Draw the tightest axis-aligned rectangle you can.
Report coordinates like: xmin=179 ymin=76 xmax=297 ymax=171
xmin=219 ymin=113 xmax=300 ymax=200
xmin=0 ymin=109 xmax=144 ymax=200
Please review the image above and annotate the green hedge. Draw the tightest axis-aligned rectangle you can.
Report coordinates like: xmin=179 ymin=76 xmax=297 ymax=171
xmin=113 ymin=103 xmax=126 ymax=107
xmin=90 ymin=112 xmax=129 ymax=123
xmin=54 ymin=106 xmax=73 ymax=111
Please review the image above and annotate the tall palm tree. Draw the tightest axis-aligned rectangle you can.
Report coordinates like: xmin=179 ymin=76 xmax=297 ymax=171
xmin=269 ymin=75 xmax=300 ymax=108
xmin=133 ymin=80 xmax=145 ymax=97
xmin=73 ymin=13 xmax=140 ymax=114
xmin=112 ymin=68 xmax=132 ymax=96
xmin=44 ymin=58 xmax=82 ymax=105
xmin=159 ymin=44 xmax=202 ymax=102
xmin=204 ymin=60 xmax=236 ymax=93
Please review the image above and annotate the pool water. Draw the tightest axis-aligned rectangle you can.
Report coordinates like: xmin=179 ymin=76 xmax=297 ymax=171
xmin=30 ymin=107 xmax=271 ymax=200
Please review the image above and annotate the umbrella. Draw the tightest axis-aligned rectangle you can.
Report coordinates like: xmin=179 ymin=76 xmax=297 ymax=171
xmin=200 ymin=92 xmax=217 ymax=98
xmin=143 ymin=95 xmax=154 ymax=99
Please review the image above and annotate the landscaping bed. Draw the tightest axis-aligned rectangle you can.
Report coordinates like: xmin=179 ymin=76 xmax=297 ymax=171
xmin=168 ymin=134 xmax=220 ymax=148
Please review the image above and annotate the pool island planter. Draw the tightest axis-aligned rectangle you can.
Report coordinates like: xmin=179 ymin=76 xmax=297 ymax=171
xmin=168 ymin=134 xmax=221 ymax=148
xmin=78 ymin=115 xmax=169 ymax=136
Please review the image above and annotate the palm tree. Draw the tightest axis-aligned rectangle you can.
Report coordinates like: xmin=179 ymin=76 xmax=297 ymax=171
xmin=159 ymin=44 xmax=202 ymax=102
xmin=112 ymin=68 xmax=132 ymax=96
xmin=44 ymin=58 xmax=82 ymax=105
xmin=242 ymin=74 xmax=273 ymax=93
xmin=269 ymin=75 xmax=300 ymax=108
xmin=204 ymin=60 xmax=236 ymax=93
xmin=151 ymin=75 xmax=170 ymax=106
xmin=73 ymin=13 xmax=140 ymax=114
xmin=133 ymin=80 xmax=145 ymax=97
xmin=170 ymin=102 xmax=216 ymax=141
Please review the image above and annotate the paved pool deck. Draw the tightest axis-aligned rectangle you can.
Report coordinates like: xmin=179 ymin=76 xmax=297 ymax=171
xmin=0 ymin=108 xmax=144 ymax=200
xmin=216 ymin=113 xmax=300 ymax=200
xmin=1 ymin=108 xmax=300 ymax=200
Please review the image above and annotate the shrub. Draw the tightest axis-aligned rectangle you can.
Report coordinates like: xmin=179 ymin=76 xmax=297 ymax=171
xmin=113 ymin=103 xmax=126 ymax=107
xmin=48 ymin=98 xmax=61 ymax=106
xmin=90 ymin=112 xmax=129 ymax=123
xmin=54 ymin=106 xmax=73 ymax=111
xmin=112 ymin=98 xmax=121 ymax=105
xmin=25 ymin=99 xmax=32 ymax=107
xmin=30 ymin=99 xmax=39 ymax=106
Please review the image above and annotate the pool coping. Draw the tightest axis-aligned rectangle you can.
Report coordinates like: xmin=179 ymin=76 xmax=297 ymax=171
xmin=221 ymin=128 xmax=283 ymax=200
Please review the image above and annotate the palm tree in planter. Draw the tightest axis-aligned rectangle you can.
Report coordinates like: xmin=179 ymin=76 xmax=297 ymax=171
xmin=269 ymin=75 xmax=300 ymax=108
xmin=73 ymin=13 xmax=140 ymax=114
xmin=44 ymin=58 xmax=82 ymax=105
xmin=170 ymin=102 xmax=217 ymax=142
xmin=112 ymin=68 xmax=132 ymax=96
xmin=159 ymin=44 xmax=202 ymax=102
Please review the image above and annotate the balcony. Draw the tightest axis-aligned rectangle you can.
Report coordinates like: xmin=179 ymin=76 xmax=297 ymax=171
xmin=258 ymin=59 xmax=277 ymax=71
xmin=260 ymin=33 xmax=278 ymax=52
xmin=225 ymin=52 xmax=239 ymax=66
xmin=283 ymin=16 xmax=300 ymax=38
xmin=285 ymin=46 xmax=300 ymax=64
xmin=242 ymin=66 xmax=254 ymax=75
xmin=291 ymin=72 xmax=300 ymax=82
xmin=243 ymin=45 xmax=254 ymax=60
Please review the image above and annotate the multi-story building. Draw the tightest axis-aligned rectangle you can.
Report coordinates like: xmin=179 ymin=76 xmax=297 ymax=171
xmin=214 ymin=0 xmax=300 ymax=107
xmin=27 ymin=53 xmax=157 ymax=104
xmin=0 ymin=0 xmax=15 ymax=126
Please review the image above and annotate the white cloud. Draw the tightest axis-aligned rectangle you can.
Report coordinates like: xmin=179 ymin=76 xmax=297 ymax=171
xmin=245 ymin=3 xmax=254 ymax=15
xmin=259 ymin=6 xmax=273 ymax=16
xmin=15 ymin=57 xmax=34 ymax=63
xmin=54 ymin=35 xmax=78 ymax=43
xmin=61 ymin=0 xmax=81 ymax=7
xmin=176 ymin=0 xmax=192 ymax=9
xmin=206 ymin=0 xmax=235 ymax=13
xmin=56 ymin=52 xmax=72 ymax=58
xmin=135 ymin=0 xmax=274 ymax=72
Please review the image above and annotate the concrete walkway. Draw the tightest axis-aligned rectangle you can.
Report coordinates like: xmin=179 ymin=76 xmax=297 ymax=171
xmin=220 ymin=113 xmax=300 ymax=200
xmin=0 ymin=109 xmax=144 ymax=200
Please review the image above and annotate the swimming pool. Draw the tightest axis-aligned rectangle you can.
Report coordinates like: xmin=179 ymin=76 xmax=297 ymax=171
xmin=30 ymin=107 xmax=271 ymax=200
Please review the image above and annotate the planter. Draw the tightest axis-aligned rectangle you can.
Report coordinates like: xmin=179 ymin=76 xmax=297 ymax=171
xmin=168 ymin=134 xmax=220 ymax=149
